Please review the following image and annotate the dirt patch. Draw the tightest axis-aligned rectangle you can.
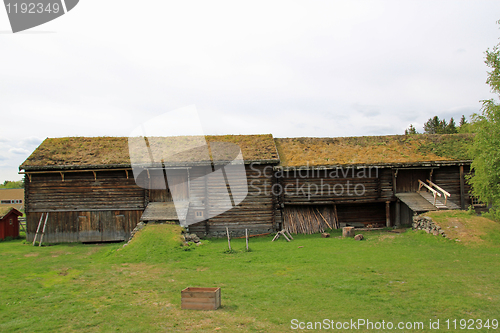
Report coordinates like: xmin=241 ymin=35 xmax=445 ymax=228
xmin=426 ymin=211 xmax=500 ymax=245
xmin=24 ymin=253 xmax=39 ymax=257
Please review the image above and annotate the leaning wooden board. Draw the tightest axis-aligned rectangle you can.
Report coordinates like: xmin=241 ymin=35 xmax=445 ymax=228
xmin=181 ymin=287 xmax=221 ymax=310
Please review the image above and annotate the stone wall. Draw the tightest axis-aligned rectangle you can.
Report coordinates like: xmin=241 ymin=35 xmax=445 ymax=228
xmin=412 ymin=215 xmax=447 ymax=238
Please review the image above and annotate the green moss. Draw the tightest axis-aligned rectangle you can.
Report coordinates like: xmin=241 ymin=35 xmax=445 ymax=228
xmin=417 ymin=134 xmax=473 ymax=160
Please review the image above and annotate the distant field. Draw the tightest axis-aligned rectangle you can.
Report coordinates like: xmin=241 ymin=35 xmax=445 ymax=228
xmin=0 ymin=211 xmax=499 ymax=332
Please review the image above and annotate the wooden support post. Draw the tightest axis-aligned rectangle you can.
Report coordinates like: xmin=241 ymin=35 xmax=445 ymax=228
xmin=226 ymin=227 xmax=231 ymax=251
xmin=395 ymin=200 xmax=401 ymax=227
xmin=245 ymin=229 xmax=249 ymax=251
xmin=392 ymin=169 xmax=398 ymax=196
xmin=385 ymin=201 xmax=391 ymax=228
xmin=459 ymin=165 xmax=465 ymax=210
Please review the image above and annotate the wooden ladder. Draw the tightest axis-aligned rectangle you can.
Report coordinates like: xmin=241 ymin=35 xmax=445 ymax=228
xmin=32 ymin=213 xmax=49 ymax=247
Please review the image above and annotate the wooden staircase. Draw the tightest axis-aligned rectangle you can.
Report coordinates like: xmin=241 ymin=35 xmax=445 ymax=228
xmin=417 ymin=179 xmax=460 ymax=210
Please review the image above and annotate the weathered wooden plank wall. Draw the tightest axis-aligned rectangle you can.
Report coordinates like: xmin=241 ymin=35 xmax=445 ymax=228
xmin=26 ymin=210 xmax=142 ymax=243
xmin=280 ymin=167 xmax=393 ymax=205
xmin=188 ymin=164 xmax=275 ymax=237
xmin=25 ymin=170 xmax=145 ymax=243
xmin=433 ymin=165 xmax=471 ymax=208
xmin=26 ymin=171 xmax=145 ymax=212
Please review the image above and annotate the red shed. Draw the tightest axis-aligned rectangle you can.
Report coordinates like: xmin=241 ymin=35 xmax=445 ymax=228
xmin=0 ymin=207 xmax=22 ymax=240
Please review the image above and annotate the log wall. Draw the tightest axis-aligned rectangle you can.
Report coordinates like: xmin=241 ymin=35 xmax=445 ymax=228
xmin=25 ymin=171 xmax=145 ymax=212
xmin=188 ymin=164 xmax=275 ymax=237
xmin=433 ymin=165 xmax=471 ymax=208
xmin=25 ymin=170 xmax=145 ymax=243
xmin=26 ymin=210 xmax=142 ymax=243
xmin=280 ymin=167 xmax=393 ymax=205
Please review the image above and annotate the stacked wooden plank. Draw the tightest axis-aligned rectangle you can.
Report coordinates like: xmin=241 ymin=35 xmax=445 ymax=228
xmin=283 ymin=206 xmax=334 ymax=234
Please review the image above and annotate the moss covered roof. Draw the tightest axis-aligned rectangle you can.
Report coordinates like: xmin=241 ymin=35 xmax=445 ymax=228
xmin=20 ymin=133 xmax=473 ymax=171
xmin=275 ymin=134 xmax=473 ymax=168
xmin=20 ymin=135 xmax=280 ymax=170
xmin=0 ymin=206 xmax=21 ymax=219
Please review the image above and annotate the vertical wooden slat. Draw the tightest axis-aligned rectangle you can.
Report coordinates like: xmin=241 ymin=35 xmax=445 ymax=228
xmin=459 ymin=165 xmax=465 ymax=210
xmin=385 ymin=201 xmax=391 ymax=227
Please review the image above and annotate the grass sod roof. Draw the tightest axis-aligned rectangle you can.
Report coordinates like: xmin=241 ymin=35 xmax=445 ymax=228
xmin=275 ymin=134 xmax=474 ymax=168
xmin=20 ymin=134 xmax=280 ymax=171
xmin=0 ymin=206 xmax=21 ymax=219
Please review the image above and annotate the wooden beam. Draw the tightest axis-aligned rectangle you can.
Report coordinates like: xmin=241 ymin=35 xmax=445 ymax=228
xmin=386 ymin=201 xmax=391 ymax=227
xmin=392 ymin=169 xmax=398 ymax=196
xmin=460 ymin=165 xmax=465 ymax=210
xmin=395 ymin=200 xmax=401 ymax=227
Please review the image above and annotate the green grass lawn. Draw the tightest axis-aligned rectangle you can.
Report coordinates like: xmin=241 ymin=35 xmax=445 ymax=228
xmin=1 ymin=211 xmax=499 ymax=332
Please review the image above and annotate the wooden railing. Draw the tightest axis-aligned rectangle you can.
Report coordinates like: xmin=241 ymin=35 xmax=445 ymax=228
xmin=418 ymin=180 xmax=441 ymax=206
xmin=426 ymin=179 xmax=451 ymax=205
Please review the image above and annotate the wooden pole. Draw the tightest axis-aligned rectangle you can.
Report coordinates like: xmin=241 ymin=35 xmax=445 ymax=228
xmin=395 ymin=200 xmax=401 ymax=227
xmin=333 ymin=204 xmax=339 ymax=229
xmin=245 ymin=229 xmax=249 ymax=251
xmin=226 ymin=227 xmax=231 ymax=251
xmin=385 ymin=201 xmax=391 ymax=228
xmin=39 ymin=213 xmax=49 ymax=247
xmin=316 ymin=208 xmax=332 ymax=229
xmin=459 ymin=165 xmax=465 ymax=210
xmin=33 ymin=213 xmax=44 ymax=246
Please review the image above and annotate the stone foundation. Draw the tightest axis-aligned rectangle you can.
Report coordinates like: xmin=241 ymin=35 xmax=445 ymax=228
xmin=412 ymin=215 xmax=447 ymax=238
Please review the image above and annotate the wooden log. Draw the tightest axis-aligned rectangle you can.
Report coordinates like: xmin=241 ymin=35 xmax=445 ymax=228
xmin=316 ymin=208 xmax=332 ymax=229
xmin=342 ymin=226 xmax=355 ymax=238
xmin=459 ymin=165 xmax=465 ymax=210
xmin=333 ymin=204 xmax=339 ymax=229
xmin=385 ymin=201 xmax=391 ymax=227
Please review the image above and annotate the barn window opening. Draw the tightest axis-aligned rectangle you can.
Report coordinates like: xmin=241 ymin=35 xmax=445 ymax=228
xmin=471 ymin=196 xmax=485 ymax=207
xmin=9 ymin=219 xmax=13 ymax=225
xmin=195 ymin=211 xmax=204 ymax=219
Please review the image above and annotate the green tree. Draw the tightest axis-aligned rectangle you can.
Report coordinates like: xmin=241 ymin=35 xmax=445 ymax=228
xmin=405 ymin=124 xmax=418 ymax=135
xmin=468 ymin=27 xmax=500 ymax=219
xmin=446 ymin=117 xmax=457 ymax=133
xmin=423 ymin=116 xmax=441 ymax=134
xmin=0 ymin=180 xmax=24 ymax=188
xmin=459 ymin=115 xmax=467 ymax=127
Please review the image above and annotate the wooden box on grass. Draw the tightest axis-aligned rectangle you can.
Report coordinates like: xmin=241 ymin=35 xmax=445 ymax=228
xmin=181 ymin=287 xmax=221 ymax=310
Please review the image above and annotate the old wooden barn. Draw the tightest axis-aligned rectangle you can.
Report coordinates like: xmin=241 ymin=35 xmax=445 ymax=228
xmin=20 ymin=135 xmax=279 ymax=243
xmin=273 ymin=134 xmax=474 ymax=233
xmin=19 ymin=133 xmax=476 ymax=243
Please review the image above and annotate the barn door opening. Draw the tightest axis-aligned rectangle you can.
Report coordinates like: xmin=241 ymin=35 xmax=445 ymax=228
xmin=396 ymin=169 xmax=430 ymax=193
xmin=149 ymin=169 xmax=173 ymax=202
xmin=148 ymin=169 xmax=189 ymax=203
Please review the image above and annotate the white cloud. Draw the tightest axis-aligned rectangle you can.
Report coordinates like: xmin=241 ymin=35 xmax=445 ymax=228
xmin=0 ymin=0 xmax=500 ymax=182
xmin=9 ymin=148 xmax=30 ymax=155
xmin=19 ymin=136 xmax=43 ymax=147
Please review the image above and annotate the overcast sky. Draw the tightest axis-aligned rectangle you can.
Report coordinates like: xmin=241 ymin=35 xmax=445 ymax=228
xmin=1 ymin=1 xmax=499 ymax=182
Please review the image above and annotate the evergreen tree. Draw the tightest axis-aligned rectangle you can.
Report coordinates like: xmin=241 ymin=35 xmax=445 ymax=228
xmin=446 ymin=117 xmax=457 ymax=133
xmin=405 ymin=124 xmax=418 ymax=135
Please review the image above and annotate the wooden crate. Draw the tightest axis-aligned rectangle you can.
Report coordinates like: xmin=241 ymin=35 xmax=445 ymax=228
xmin=181 ymin=287 xmax=221 ymax=310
